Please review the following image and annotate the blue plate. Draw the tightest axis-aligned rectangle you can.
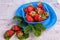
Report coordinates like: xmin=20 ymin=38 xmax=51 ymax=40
xmin=16 ymin=2 xmax=57 ymax=29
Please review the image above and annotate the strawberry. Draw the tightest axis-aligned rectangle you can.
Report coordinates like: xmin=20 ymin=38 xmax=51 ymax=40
xmin=6 ymin=30 xmax=14 ymax=37
xmin=27 ymin=5 xmax=35 ymax=12
xmin=12 ymin=25 xmax=20 ymax=31
xmin=29 ymin=11 xmax=36 ymax=17
xmin=24 ymin=8 xmax=29 ymax=14
xmin=34 ymin=14 xmax=42 ymax=22
xmin=38 ymin=3 xmax=43 ymax=9
xmin=26 ymin=15 xmax=34 ymax=22
xmin=16 ymin=30 xmax=23 ymax=37
xmin=41 ymin=9 xmax=45 ymax=13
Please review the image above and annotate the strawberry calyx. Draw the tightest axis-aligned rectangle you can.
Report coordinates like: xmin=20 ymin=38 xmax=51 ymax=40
xmin=29 ymin=11 xmax=36 ymax=17
xmin=16 ymin=30 xmax=23 ymax=38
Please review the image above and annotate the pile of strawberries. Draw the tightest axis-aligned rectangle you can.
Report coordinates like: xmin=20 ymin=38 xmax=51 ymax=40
xmin=24 ymin=3 xmax=49 ymax=22
xmin=4 ymin=25 xmax=23 ymax=39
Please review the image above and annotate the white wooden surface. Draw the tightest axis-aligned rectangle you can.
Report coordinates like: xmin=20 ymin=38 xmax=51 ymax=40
xmin=0 ymin=0 xmax=60 ymax=40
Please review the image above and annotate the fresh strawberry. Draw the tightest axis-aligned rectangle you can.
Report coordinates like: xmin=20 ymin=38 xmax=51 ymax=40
xmin=16 ymin=30 xmax=23 ymax=37
xmin=6 ymin=30 xmax=14 ymax=37
xmin=24 ymin=8 xmax=29 ymax=14
xmin=12 ymin=25 xmax=20 ymax=31
xmin=38 ymin=3 xmax=43 ymax=9
xmin=34 ymin=14 xmax=42 ymax=22
xmin=26 ymin=15 xmax=34 ymax=22
xmin=41 ymin=9 xmax=46 ymax=13
xmin=27 ymin=5 xmax=35 ymax=12
xmin=29 ymin=11 xmax=36 ymax=17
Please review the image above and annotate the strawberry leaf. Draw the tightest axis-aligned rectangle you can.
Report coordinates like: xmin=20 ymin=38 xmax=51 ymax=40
xmin=32 ymin=24 xmax=46 ymax=37
xmin=13 ymin=16 xmax=23 ymax=21
xmin=18 ymin=21 xmax=27 ymax=27
xmin=34 ymin=23 xmax=46 ymax=32
xmin=23 ymin=33 xmax=29 ymax=39
xmin=23 ymin=24 xmax=32 ymax=34
xmin=5 ymin=38 xmax=10 ymax=40
xmin=31 ymin=26 xmax=41 ymax=37
xmin=17 ymin=33 xmax=29 ymax=40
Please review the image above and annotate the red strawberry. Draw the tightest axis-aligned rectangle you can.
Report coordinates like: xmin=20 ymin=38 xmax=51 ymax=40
xmin=41 ymin=9 xmax=45 ymax=13
xmin=12 ymin=25 xmax=20 ymax=31
xmin=6 ymin=30 xmax=14 ymax=37
xmin=27 ymin=5 xmax=35 ymax=12
xmin=38 ymin=3 xmax=43 ymax=9
xmin=26 ymin=15 xmax=34 ymax=22
xmin=16 ymin=30 xmax=23 ymax=37
xmin=24 ymin=8 xmax=29 ymax=14
xmin=34 ymin=14 xmax=42 ymax=22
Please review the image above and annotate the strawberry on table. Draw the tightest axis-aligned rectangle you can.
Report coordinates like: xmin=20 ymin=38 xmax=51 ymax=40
xmin=16 ymin=30 xmax=23 ymax=38
xmin=27 ymin=5 xmax=35 ymax=12
xmin=6 ymin=30 xmax=14 ymax=37
xmin=26 ymin=15 xmax=34 ymax=22
xmin=12 ymin=25 xmax=20 ymax=31
xmin=4 ymin=30 xmax=14 ymax=40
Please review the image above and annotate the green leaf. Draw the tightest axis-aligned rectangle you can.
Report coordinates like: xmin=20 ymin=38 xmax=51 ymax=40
xmin=18 ymin=21 xmax=27 ymax=27
xmin=34 ymin=23 xmax=46 ymax=32
xmin=24 ymin=24 xmax=32 ymax=34
xmin=32 ymin=23 xmax=46 ymax=37
xmin=17 ymin=33 xmax=29 ymax=40
xmin=23 ymin=33 xmax=29 ymax=39
xmin=18 ymin=36 xmax=25 ymax=40
xmin=32 ymin=26 xmax=41 ymax=37
xmin=4 ymin=32 xmax=10 ymax=40
xmin=34 ymin=30 xmax=41 ymax=37
xmin=4 ymin=35 xmax=10 ymax=40
xmin=13 ymin=16 xmax=23 ymax=21
xmin=5 ymin=38 xmax=10 ymax=40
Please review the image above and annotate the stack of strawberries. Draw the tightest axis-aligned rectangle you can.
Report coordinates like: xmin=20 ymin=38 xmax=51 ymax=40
xmin=4 ymin=25 xmax=23 ymax=39
xmin=24 ymin=3 xmax=49 ymax=22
